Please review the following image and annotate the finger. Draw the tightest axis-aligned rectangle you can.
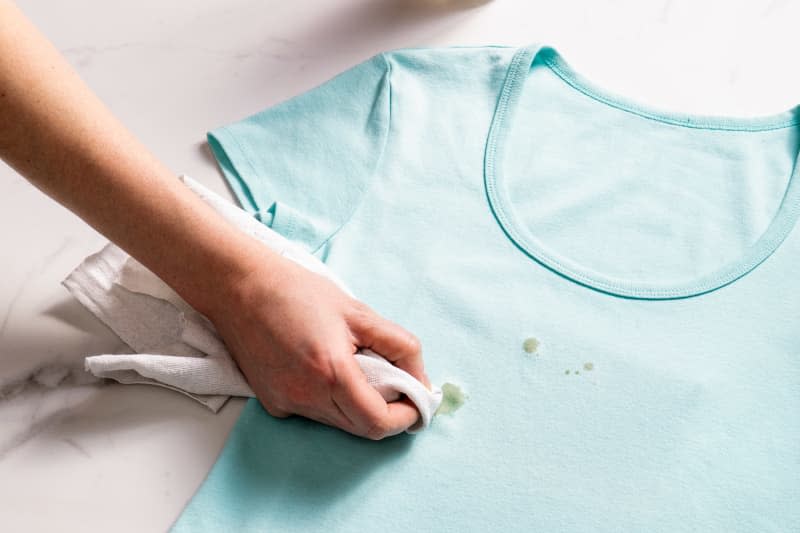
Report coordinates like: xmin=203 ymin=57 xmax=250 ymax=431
xmin=351 ymin=311 xmax=430 ymax=388
xmin=384 ymin=397 xmax=422 ymax=436
xmin=293 ymin=406 xmax=350 ymax=432
xmin=258 ymin=399 xmax=291 ymax=419
xmin=267 ymin=388 xmax=353 ymax=431
xmin=332 ymin=356 xmax=420 ymax=439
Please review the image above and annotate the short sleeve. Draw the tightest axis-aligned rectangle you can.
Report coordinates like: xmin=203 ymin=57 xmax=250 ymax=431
xmin=207 ymin=53 xmax=391 ymax=252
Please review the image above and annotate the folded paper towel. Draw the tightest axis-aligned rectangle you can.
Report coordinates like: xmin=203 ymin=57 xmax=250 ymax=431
xmin=63 ymin=175 xmax=443 ymax=433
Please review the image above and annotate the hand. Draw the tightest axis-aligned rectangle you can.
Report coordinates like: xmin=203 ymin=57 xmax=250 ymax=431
xmin=206 ymin=249 xmax=431 ymax=440
xmin=0 ymin=2 xmax=429 ymax=440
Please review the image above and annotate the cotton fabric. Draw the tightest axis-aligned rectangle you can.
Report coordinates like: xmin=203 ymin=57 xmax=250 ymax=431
xmin=173 ymin=43 xmax=800 ymax=532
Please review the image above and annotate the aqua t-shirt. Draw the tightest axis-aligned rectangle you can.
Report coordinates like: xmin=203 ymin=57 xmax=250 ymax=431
xmin=173 ymin=44 xmax=800 ymax=532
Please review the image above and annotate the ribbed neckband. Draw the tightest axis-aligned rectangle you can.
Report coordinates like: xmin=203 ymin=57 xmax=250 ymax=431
xmin=484 ymin=44 xmax=800 ymax=299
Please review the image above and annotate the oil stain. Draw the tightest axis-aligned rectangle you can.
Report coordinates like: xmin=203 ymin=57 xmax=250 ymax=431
xmin=565 ymin=363 xmax=595 ymax=376
xmin=522 ymin=337 xmax=540 ymax=354
xmin=435 ymin=382 xmax=467 ymax=416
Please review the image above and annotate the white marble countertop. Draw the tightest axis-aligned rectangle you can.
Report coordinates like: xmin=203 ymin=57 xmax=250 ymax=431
xmin=1 ymin=1 xmax=798 ymax=530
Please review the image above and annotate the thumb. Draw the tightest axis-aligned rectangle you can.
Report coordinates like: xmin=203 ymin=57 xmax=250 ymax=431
xmin=349 ymin=306 xmax=430 ymax=389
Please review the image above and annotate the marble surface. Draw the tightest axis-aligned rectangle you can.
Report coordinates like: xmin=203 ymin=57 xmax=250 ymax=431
xmin=1 ymin=0 xmax=799 ymax=530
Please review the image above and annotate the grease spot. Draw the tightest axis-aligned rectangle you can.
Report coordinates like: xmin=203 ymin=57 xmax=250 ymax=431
xmin=583 ymin=362 xmax=594 ymax=371
xmin=522 ymin=337 xmax=540 ymax=354
xmin=435 ymin=382 xmax=467 ymax=416
xmin=564 ymin=370 xmax=570 ymax=375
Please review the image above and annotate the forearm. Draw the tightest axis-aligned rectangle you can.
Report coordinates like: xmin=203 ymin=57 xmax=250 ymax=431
xmin=0 ymin=0 xmax=273 ymax=316
xmin=0 ymin=1 xmax=429 ymax=438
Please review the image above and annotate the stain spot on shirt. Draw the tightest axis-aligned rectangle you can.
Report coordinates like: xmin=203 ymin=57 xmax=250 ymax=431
xmin=435 ymin=382 xmax=467 ymax=416
xmin=522 ymin=337 xmax=540 ymax=354
xmin=583 ymin=362 xmax=594 ymax=371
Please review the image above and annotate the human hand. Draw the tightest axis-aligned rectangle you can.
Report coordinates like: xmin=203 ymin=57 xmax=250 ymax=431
xmin=0 ymin=0 xmax=417 ymax=440
xmin=206 ymin=249 xmax=431 ymax=440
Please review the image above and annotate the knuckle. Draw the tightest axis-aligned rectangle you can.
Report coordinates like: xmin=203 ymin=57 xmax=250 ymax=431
xmin=305 ymin=342 xmax=333 ymax=362
xmin=405 ymin=332 xmax=422 ymax=355
xmin=321 ymin=358 xmax=341 ymax=386
xmin=305 ymin=352 xmax=339 ymax=388
xmin=319 ymin=367 xmax=338 ymax=389
xmin=348 ymin=301 xmax=376 ymax=329
xmin=294 ymin=343 xmax=331 ymax=376
xmin=349 ymin=299 xmax=372 ymax=317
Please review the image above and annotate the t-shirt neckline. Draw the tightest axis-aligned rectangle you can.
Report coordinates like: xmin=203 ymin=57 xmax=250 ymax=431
xmin=483 ymin=43 xmax=800 ymax=300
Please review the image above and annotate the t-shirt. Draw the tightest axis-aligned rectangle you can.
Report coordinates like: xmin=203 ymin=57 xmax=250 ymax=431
xmin=172 ymin=43 xmax=800 ymax=532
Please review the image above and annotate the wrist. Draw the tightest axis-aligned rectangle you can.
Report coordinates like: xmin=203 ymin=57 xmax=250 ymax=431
xmin=183 ymin=232 xmax=287 ymax=320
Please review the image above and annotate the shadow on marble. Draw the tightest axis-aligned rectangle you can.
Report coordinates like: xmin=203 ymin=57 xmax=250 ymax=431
xmin=196 ymin=140 xmax=218 ymax=167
